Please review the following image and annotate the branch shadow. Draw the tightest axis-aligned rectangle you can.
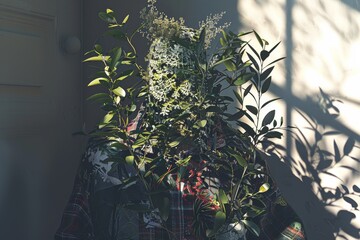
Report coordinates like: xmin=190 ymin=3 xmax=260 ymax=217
xmin=265 ymin=88 xmax=360 ymax=239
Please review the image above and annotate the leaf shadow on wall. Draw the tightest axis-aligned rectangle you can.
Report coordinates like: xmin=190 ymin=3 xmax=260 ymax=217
xmin=265 ymin=88 xmax=360 ymax=239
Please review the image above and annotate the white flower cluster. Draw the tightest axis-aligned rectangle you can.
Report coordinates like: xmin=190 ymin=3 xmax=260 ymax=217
xmin=147 ymin=35 xmax=195 ymax=116
xmin=199 ymin=12 xmax=231 ymax=49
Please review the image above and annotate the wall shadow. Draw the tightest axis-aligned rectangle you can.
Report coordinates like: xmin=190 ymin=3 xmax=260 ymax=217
xmin=238 ymin=0 xmax=360 ymax=239
xmin=265 ymin=88 xmax=360 ymax=239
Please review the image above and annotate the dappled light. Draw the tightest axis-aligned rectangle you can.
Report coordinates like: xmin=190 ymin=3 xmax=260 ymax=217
xmin=238 ymin=0 xmax=360 ymax=239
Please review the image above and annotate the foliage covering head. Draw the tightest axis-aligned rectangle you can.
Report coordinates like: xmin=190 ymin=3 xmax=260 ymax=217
xmin=85 ymin=0 xmax=285 ymax=238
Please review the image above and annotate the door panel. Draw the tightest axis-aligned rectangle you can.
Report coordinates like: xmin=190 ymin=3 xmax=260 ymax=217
xmin=0 ymin=1 xmax=83 ymax=240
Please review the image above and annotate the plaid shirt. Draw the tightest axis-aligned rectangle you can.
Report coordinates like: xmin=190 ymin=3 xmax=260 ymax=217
xmin=138 ymin=191 xmax=196 ymax=240
xmin=55 ymin=111 xmax=306 ymax=240
xmin=55 ymin=167 xmax=95 ymax=240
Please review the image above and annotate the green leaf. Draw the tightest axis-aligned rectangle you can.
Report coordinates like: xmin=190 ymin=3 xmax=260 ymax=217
xmin=242 ymin=219 xmax=260 ymax=237
xmin=248 ymin=44 xmax=261 ymax=61
xmin=261 ymin=97 xmax=281 ymax=109
xmin=87 ymin=93 xmax=112 ymax=103
xmin=129 ymin=104 xmax=137 ymax=112
xmin=264 ymin=57 xmax=286 ymax=69
xmin=106 ymin=8 xmax=113 ymax=14
xmin=98 ymin=12 xmax=116 ymax=23
xmin=233 ymin=90 xmax=243 ymax=105
xmin=244 ymin=84 xmax=252 ymax=97
xmin=231 ymin=153 xmax=248 ymax=167
xmin=334 ymin=140 xmax=341 ymax=162
xmin=94 ymin=44 xmax=103 ymax=53
xmin=233 ymin=73 xmax=254 ymax=86
xmin=132 ymin=137 xmax=147 ymax=149
xmin=169 ymin=138 xmax=182 ymax=148
xmin=211 ymin=56 xmax=233 ymax=67
xmin=261 ymin=110 xmax=275 ymax=127
xmin=258 ymin=183 xmax=270 ymax=193
xmin=122 ymin=14 xmax=129 ymax=24
xmin=237 ymin=121 xmax=256 ymax=136
xmin=344 ymin=137 xmax=355 ymax=156
xmin=204 ymin=106 xmax=222 ymax=113
xmin=102 ymin=112 xmax=114 ymax=124
xmin=246 ymin=105 xmax=258 ymax=115
xmin=117 ymin=69 xmax=134 ymax=81
xmin=269 ymin=41 xmax=281 ymax=54
xmin=261 ymin=77 xmax=271 ymax=93
xmin=125 ymin=155 xmax=134 ymax=165
xmin=353 ymin=185 xmax=360 ymax=193
xmin=83 ymin=55 xmax=110 ymax=62
xmin=88 ymin=77 xmax=109 ymax=87
xmin=110 ymin=141 xmax=128 ymax=150
xmin=246 ymin=53 xmax=259 ymax=71
xmin=197 ymin=119 xmax=207 ymax=128
xmin=219 ymin=37 xmax=226 ymax=47
xmin=260 ymin=50 xmax=270 ymax=61
xmin=260 ymin=66 xmax=274 ymax=81
xmin=113 ymin=86 xmax=126 ymax=97
xmin=219 ymin=189 xmax=228 ymax=204
xmin=253 ymin=30 xmax=264 ymax=48
xmin=264 ymin=131 xmax=283 ymax=139
xmin=110 ymin=47 xmax=122 ymax=70
xmin=227 ymin=110 xmax=245 ymax=121
xmin=106 ymin=29 xmax=126 ymax=40
xmin=224 ymin=60 xmax=236 ymax=71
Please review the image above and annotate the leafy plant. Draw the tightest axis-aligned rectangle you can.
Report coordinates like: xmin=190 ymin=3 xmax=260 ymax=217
xmin=84 ymin=2 xmax=285 ymax=239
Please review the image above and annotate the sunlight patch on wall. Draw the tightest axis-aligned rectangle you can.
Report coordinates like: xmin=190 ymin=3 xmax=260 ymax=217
xmin=238 ymin=0 xmax=360 ymax=238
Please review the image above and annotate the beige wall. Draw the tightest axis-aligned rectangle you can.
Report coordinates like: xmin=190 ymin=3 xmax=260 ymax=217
xmin=238 ymin=0 xmax=360 ymax=239
xmin=83 ymin=0 xmax=360 ymax=239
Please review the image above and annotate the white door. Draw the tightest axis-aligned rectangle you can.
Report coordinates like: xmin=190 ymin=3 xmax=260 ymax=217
xmin=0 ymin=1 xmax=83 ymax=239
